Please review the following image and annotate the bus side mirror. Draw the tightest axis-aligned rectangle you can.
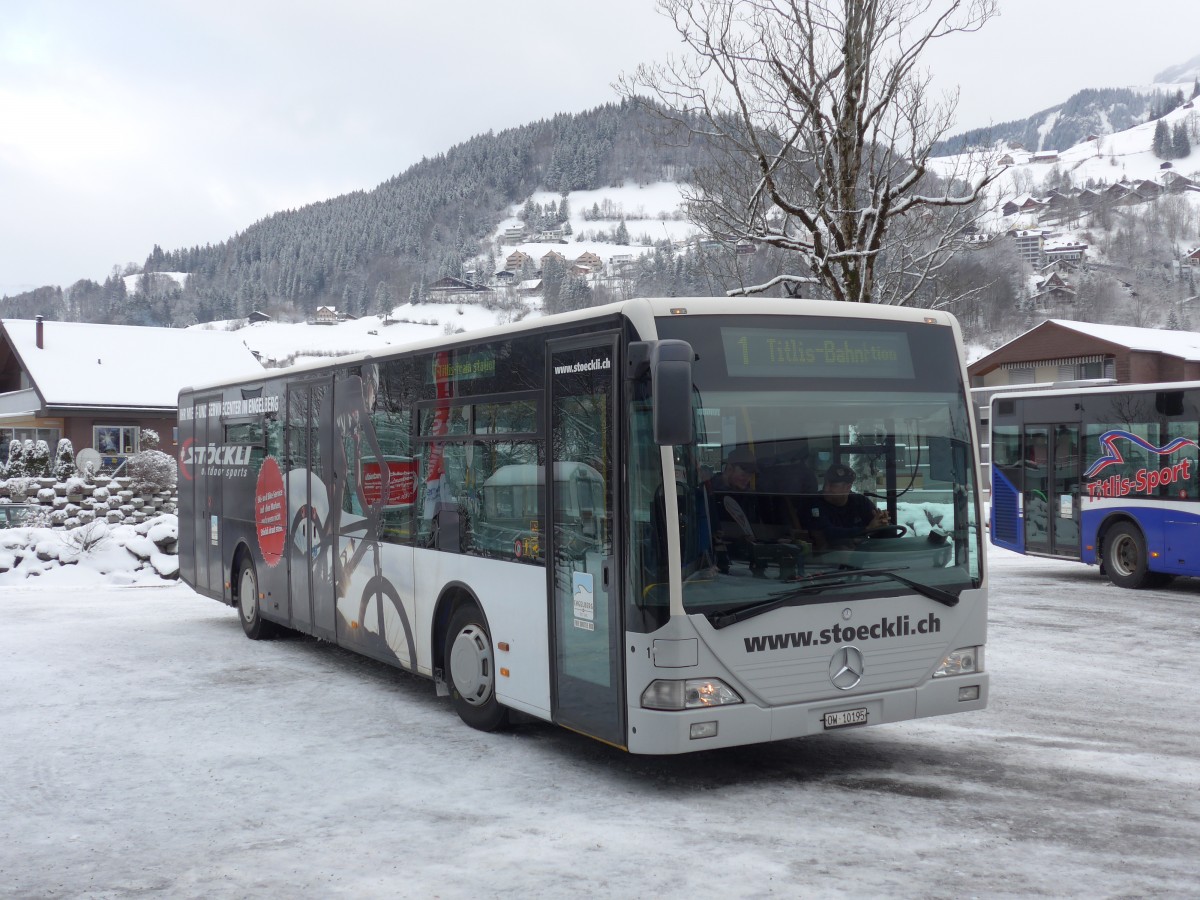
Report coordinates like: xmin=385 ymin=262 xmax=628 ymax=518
xmin=649 ymin=340 xmax=694 ymax=446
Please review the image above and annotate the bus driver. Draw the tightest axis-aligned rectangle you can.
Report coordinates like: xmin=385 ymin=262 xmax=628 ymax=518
xmin=804 ymin=463 xmax=890 ymax=550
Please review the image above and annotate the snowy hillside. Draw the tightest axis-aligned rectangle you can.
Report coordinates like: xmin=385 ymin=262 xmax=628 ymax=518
xmin=193 ymin=300 xmax=542 ymax=368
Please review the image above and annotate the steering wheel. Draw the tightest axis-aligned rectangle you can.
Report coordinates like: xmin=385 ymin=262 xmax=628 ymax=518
xmin=865 ymin=524 xmax=909 ymax=539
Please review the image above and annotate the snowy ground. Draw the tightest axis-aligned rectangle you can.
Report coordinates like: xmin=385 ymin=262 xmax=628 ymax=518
xmin=1 ymin=546 xmax=1197 ymax=898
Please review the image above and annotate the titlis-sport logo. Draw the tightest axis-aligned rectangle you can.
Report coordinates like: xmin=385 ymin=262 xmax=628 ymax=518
xmin=178 ymin=439 xmax=254 ymax=481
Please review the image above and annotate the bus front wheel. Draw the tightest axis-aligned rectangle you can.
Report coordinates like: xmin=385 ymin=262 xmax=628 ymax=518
xmin=237 ymin=559 xmax=274 ymax=639
xmin=445 ymin=602 xmax=509 ymax=732
xmin=1103 ymin=523 xmax=1152 ymax=589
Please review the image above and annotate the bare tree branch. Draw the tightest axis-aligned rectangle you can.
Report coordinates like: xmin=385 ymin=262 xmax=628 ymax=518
xmin=618 ymin=0 xmax=1006 ymax=304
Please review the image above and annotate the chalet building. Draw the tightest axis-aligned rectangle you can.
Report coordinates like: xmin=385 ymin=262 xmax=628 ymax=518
xmin=1102 ymin=182 xmax=1133 ymax=205
xmin=500 ymin=226 xmax=526 ymax=245
xmin=1029 ymin=273 xmax=1076 ymax=307
xmin=1001 ymin=195 xmax=1046 ymax=218
xmin=1011 ymin=230 xmax=1045 ymax=266
xmin=575 ymin=251 xmax=603 ymax=270
xmin=427 ymin=276 xmax=488 ymax=300
xmin=1131 ymin=180 xmax=1162 ymax=201
xmin=1031 ymin=151 xmax=1059 ymax=163
xmin=0 ymin=317 xmax=264 ymax=470
xmin=968 ymin=320 xmax=1200 ymax=390
xmin=540 ymin=250 xmax=567 ymax=268
xmin=505 ymin=250 xmax=532 ymax=272
xmin=1185 ymin=247 xmax=1200 ymax=267
xmin=609 ymin=254 xmax=635 ymax=274
xmin=247 ymin=310 xmax=272 ymax=324
xmin=314 ymin=306 xmax=338 ymax=325
xmin=516 ymin=278 xmax=542 ymax=294
xmin=1043 ymin=240 xmax=1088 ymax=265
xmin=1162 ymin=172 xmax=1197 ymax=193
xmin=493 ymin=270 xmax=516 ymax=284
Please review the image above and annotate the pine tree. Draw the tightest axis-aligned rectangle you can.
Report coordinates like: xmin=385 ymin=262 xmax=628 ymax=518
xmin=1153 ymin=119 xmax=1170 ymax=158
xmin=615 ymin=219 xmax=630 ymax=245
xmin=1172 ymin=121 xmax=1191 ymax=159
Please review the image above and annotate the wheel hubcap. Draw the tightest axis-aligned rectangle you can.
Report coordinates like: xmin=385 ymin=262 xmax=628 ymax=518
xmin=449 ymin=624 xmax=493 ymax=706
xmin=239 ymin=570 xmax=256 ymax=622
xmin=1113 ymin=536 xmax=1137 ymax=577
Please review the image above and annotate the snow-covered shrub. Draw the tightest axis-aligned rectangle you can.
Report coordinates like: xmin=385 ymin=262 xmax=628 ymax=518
xmin=127 ymin=450 xmax=177 ymax=494
xmin=53 ymin=438 xmax=77 ymax=480
xmin=139 ymin=428 xmax=161 ymax=450
xmin=27 ymin=440 xmax=51 ymax=478
xmin=5 ymin=476 xmax=32 ymax=502
xmin=5 ymin=439 xmax=26 ymax=478
xmin=60 ymin=520 xmax=112 ymax=556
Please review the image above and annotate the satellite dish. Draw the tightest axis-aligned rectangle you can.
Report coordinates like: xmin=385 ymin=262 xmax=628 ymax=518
xmin=76 ymin=448 xmax=102 ymax=473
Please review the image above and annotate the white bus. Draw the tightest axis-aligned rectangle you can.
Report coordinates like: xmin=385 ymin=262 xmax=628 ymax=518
xmin=178 ymin=297 xmax=987 ymax=753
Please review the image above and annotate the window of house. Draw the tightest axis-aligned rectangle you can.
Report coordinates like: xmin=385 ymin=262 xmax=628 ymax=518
xmin=94 ymin=425 xmax=139 ymax=467
xmin=1 ymin=427 xmax=61 ymax=466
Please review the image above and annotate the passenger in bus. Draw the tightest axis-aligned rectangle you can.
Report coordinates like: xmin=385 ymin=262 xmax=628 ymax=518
xmin=707 ymin=448 xmax=803 ymax=578
xmin=803 ymin=463 xmax=890 ymax=551
xmin=758 ymin=445 xmax=818 ymax=537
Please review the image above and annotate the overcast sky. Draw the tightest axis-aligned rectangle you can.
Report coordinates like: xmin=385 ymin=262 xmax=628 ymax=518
xmin=1 ymin=0 xmax=1196 ymax=297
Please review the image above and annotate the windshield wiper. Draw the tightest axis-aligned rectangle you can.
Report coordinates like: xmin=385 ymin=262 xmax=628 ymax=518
xmin=707 ymin=567 xmax=959 ymax=630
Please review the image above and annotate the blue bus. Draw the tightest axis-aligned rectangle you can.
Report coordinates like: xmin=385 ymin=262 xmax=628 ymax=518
xmin=990 ymin=381 xmax=1200 ymax=587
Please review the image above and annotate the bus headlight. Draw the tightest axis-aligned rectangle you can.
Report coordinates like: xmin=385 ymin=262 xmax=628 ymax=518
xmin=641 ymin=678 xmax=743 ymax=710
xmin=933 ymin=646 xmax=982 ymax=677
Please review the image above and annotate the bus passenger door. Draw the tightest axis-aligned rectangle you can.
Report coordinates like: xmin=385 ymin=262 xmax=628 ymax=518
xmin=1023 ymin=424 xmax=1080 ymax=558
xmin=191 ymin=394 xmax=222 ymax=597
xmin=286 ymin=379 xmax=333 ymax=633
xmin=1050 ymin=424 xmax=1081 ymax=558
xmin=547 ymin=336 xmax=625 ymax=748
xmin=1023 ymin=426 xmax=1052 ymax=555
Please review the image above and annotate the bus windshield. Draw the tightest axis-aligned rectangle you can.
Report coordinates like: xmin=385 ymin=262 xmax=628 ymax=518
xmin=631 ymin=314 xmax=982 ymax=620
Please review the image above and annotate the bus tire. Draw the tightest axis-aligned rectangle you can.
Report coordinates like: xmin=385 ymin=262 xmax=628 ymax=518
xmin=237 ymin=559 xmax=274 ymax=639
xmin=445 ymin=601 xmax=509 ymax=732
xmin=1103 ymin=523 xmax=1152 ymax=589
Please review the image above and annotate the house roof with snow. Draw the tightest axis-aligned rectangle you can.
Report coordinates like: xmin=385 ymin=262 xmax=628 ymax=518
xmin=0 ymin=318 xmax=265 ymax=413
xmin=968 ymin=319 xmax=1200 ymax=387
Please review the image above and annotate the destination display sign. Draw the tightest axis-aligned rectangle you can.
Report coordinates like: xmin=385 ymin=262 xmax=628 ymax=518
xmin=721 ymin=327 xmax=915 ymax=379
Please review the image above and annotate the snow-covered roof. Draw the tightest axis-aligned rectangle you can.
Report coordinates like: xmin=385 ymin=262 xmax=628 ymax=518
xmin=1 ymin=319 xmax=265 ymax=410
xmin=1048 ymin=319 xmax=1200 ymax=360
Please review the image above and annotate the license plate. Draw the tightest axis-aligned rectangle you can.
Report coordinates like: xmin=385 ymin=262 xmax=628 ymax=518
xmin=823 ymin=708 xmax=868 ymax=729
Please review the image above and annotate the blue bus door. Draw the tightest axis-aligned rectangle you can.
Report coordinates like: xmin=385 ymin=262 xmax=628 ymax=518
xmin=1023 ymin=423 xmax=1080 ymax=558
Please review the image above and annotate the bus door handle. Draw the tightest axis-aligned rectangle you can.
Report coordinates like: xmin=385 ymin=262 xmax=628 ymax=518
xmin=602 ymin=556 xmax=614 ymax=592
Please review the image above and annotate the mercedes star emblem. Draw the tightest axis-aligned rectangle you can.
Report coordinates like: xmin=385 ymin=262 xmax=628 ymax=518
xmin=829 ymin=646 xmax=865 ymax=690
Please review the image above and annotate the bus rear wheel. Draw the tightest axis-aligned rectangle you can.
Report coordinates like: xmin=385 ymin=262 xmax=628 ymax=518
xmin=1103 ymin=523 xmax=1152 ymax=589
xmin=445 ymin=601 xmax=509 ymax=732
xmin=237 ymin=559 xmax=274 ymax=639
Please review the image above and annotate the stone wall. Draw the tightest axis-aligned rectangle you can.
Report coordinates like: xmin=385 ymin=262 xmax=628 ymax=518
xmin=0 ymin=475 xmax=176 ymax=529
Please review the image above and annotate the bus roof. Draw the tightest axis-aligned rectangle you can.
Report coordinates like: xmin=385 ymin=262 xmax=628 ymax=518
xmin=989 ymin=378 xmax=1200 ymax=407
xmin=178 ymin=296 xmax=963 ymax=398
